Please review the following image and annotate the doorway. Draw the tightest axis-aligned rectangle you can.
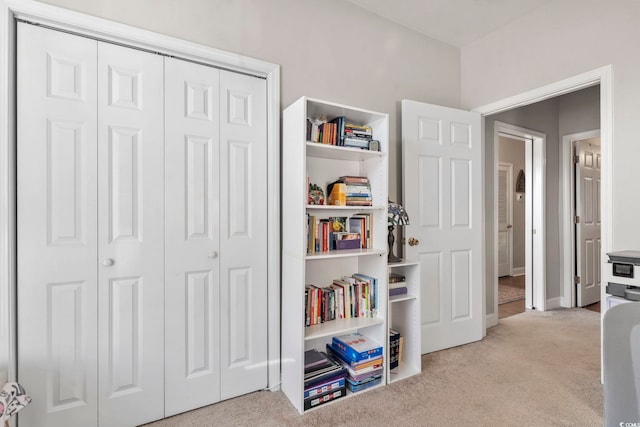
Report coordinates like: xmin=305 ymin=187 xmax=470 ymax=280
xmin=479 ymin=78 xmax=606 ymax=327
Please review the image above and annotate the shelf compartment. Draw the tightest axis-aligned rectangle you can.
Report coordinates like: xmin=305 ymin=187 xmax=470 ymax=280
xmin=306 ymin=248 xmax=386 ymax=260
xmin=389 ymin=293 xmax=417 ymax=303
xmin=304 ymin=316 xmax=384 ymax=341
xmin=306 ymin=142 xmax=385 ymax=161
xmin=389 ymin=364 xmax=421 ymax=384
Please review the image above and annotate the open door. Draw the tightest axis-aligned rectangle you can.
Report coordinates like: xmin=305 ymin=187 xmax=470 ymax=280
xmin=402 ymin=100 xmax=483 ymax=354
xmin=575 ymin=138 xmax=601 ymax=307
xmin=497 ymin=162 xmax=513 ymax=277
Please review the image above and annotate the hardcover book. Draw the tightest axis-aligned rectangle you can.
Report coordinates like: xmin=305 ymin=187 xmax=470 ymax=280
xmin=331 ymin=332 xmax=383 ymax=362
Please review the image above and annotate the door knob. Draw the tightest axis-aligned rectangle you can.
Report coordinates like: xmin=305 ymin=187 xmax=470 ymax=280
xmin=507 ymin=224 xmax=513 ymax=229
xmin=408 ymin=238 xmax=420 ymax=246
xmin=102 ymin=258 xmax=114 ymax=267
xmin=208 ymin=251 xmax=218 ymax=259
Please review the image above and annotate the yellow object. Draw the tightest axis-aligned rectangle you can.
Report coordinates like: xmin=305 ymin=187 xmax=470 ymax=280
xmin=328 ymin=183 xmax=346 ymax=206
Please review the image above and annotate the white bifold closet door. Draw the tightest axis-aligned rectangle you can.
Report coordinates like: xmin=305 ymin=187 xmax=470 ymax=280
xmin=18 ymin=21 xmax=268 ymax=426
xmin=164 ymin=58 xmax=268 ymax=416
xmin=18 ymin=23 xmax=164 ymax=427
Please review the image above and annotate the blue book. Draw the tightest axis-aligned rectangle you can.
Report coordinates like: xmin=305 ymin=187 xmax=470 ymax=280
xmin=331 ymin=332 xmax=383 ymax=363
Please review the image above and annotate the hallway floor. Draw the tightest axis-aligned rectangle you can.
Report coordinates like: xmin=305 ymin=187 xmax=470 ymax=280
xmin=497 ymin=275 xmax=601 ymax=319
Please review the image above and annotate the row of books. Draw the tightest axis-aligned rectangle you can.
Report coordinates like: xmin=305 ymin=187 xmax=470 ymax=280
xmin=327 ymin=333 xmax=383 ymax=392
xmin=305 ymin=273 xmax=378 ymax=327
xmin=307 ymin=213 xmax=373 ymax=254
xmin=303 ymin=349 xmax=347 ymax=410
xmin=306 ymin=116 xmax=376 ymax=150
xmin=327 ymin=176 xmax=372 ymax=207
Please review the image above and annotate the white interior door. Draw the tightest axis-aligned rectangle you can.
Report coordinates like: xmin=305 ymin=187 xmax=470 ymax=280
xmin=96 ymin=41 xmax=165 ymax=427
xmin=575 ymin=139 xmax=601 ymax=307
xmin=402 ymin=100 xmax=483 ymax=354
xmin=497 ymin=163 xmax=513 ymax=277
xmin=218 ymin=70 xmax=268 ymax=399
xmin=164 ymin=57 xmax=221 ymax=416
xmin=17 ymin=23 xmax=99 ymax=427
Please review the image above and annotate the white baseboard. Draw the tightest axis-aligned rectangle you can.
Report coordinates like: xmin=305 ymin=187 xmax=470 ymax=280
xmin=486 ymin=313 xmax=498 ymax=329
xmin=511 ymin=267 xmax=525 ymax=276
xmin=546 ymin=297 xmax=562 ymax=310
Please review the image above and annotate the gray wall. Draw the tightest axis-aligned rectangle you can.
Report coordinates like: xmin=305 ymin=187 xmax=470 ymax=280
xmin=484 ymin=86 xmax=600 ymax=317
xmin=37 ymin=0 xmax=461 ymax=204
xmin=498 ymin=136 xmax=525 ymax=271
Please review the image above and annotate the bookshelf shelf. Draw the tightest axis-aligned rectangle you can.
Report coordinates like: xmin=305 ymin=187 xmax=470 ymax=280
xmin=282 ymin=96 xmax=389 ymax=414
xmin=387 ymin=260 xmax=421 ymax=384
xmin=306 ymin=248 xmax=386 ymax=260
xmin=389 ymin=293 xmax=417 ymax=303
xmin=304 ymin=317 xmax=385 ymax=341
xmin=306 ymin=141 xmax=385 ymax=161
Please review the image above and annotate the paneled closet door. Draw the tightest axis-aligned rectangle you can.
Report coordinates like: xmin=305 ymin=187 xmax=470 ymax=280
xmin=219 ymin=70 xmax=268 ymax=399
xmin=17 ymin=23 xmax=99 ymax=427
xmin=97 ymin=43 xmax=164 ymax=427
xmin=164 ymin=57 xmax=221 ymax=416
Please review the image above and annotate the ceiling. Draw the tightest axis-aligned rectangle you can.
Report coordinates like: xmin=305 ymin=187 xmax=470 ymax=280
xmin=344 ymin=0 xmax=552 ymax=48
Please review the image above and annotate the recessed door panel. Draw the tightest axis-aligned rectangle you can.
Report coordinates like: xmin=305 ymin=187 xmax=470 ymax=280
xmin=419 ymin=156 xmax=441 ymax=228
xmin=451 ymin=159 xmax=471 ymax=229
xmin=47 ymin=120 xmax=87 ymax=246
xmin=47 ymin=281 xmax=87 ymax=411
xmin=228 ymin=141 xmax=250 ymax=237
xmin=109 ymin=277 xmax=142 ymax=396
xmin=451 ymin=250 xmax=471 ymax=320
xmin=109 ymin=126 xmax=141 ymax=242
xmin=420 ymin=252 xmax=441 ymax=325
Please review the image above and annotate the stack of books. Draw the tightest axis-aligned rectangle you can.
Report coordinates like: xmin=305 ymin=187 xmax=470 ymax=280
xmin=389 ymin=272 xmax=407 ymax=296
xmin=303 ymin=349 xmax=347 ymax=410
xmin=344 ymin=123 xmax=373 ymax=149
xmin=340 ymin=176 xmax=372 ymax=206
xmin=327 ymin=332 xmax=384 ymax=392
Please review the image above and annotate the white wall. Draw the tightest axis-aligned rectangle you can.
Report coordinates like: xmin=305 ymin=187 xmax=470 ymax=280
xmin=37 ymin=0 xmax=461 ymax=203
xmin=461 ymin=0 xmax=638 ymax=256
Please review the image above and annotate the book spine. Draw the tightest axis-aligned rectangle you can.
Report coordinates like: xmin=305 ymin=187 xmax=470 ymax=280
xmin=303 ymin=386 xmax=346 ymax=410
xmin=304 ymin=377 xmax=346 ymax=399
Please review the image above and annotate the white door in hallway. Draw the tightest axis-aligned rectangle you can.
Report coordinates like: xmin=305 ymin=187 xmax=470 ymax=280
xmin=402 ymin=100 xmax=483 ymax=354
xmin=575 ymin=139 xmax=601 ymax=307
xmin=498 ymin=163 xmax=513 ymax=277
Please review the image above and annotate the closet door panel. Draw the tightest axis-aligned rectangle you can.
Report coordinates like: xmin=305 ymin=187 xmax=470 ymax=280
xmin=164 ymin=57 xmax=221 ymax=416
xmin=97 ymin=42 xmax=164 ymax=427
xmin=17 ymin=23 xmax=99 ymax=427
xmin=219 ymin=71 xmax=268 ymax=399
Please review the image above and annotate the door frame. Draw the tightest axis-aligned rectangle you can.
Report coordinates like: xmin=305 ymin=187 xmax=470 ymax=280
xmin=494 ymin=123 xmax=546 ymax=316
xmin=474 ymin=65 xmax=612 ymax=328
xmin=0 ymin=0 xmax=281 ymax=391
xmin=560 ymin=129 xmax=601 ymax=308
xmin=497 ymin=161 xmax=514 ymax=277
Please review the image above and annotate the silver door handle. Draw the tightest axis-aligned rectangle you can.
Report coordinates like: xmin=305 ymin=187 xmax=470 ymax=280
xmin=102 ymin=258 xmax=114 ymax=267
xmin=208 ymin=251 xmax=218 ymax=259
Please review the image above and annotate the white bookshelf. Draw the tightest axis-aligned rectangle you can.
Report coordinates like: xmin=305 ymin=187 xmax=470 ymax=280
xmin=282 ymin=96 xmax=389 ymax=413
xmin=387 ymin=260 xmax=421 ymax=383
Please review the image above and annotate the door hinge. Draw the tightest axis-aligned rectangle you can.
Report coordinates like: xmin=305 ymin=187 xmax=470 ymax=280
xmin=574 ymin=155 xmax=580 ymax=164
xmin=574 ymin=215 xmax=580 ymax=224
xmin=574 ymin=275 xmax=581 ymax=284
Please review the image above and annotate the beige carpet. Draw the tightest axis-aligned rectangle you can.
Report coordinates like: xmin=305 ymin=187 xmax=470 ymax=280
xmin=145 ymin=308 xmax=602 ymax=427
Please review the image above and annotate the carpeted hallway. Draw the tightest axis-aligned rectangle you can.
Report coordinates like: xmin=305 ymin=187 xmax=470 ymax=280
xmin=145 ymin=308 xmax=602 ymax=427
